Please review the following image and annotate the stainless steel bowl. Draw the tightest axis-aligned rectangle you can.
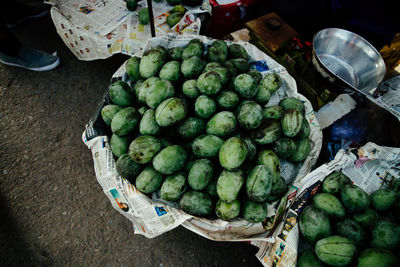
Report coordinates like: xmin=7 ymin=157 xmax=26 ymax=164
xmin=313 ymin=28 xmax=386 ymax=94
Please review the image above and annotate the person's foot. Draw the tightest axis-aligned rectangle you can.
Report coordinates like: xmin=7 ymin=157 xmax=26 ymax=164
xmin=0 ymin=45 xmax=60 ymax=71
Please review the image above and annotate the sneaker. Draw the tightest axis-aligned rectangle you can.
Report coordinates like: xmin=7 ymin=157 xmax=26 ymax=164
xmin=0 ymin=45 xmax=60 ymax=71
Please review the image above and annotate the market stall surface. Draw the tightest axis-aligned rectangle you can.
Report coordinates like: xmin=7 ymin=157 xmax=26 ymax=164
xmin=0 ymin=15 xmax=261 ymax=266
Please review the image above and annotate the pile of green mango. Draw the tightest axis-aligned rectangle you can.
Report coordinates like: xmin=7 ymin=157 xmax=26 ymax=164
xmin=298 ymin=171 xmax=400 ymax=267
xmin=101 ymin=38 xmax=313 ymax=223
xmin=127 ymin=0 xmax=186 ymax=27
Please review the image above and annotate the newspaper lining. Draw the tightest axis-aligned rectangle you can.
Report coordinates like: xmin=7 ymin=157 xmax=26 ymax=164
xmin=256 ymin=142 xmax=400 ymax=266
xmin=367 ymin=76 xmax=400 ymax=121
xmin=49 ymin=0 xmax=210 ymax=60
xmin=82 ymin=35 xmax=323 ymax=263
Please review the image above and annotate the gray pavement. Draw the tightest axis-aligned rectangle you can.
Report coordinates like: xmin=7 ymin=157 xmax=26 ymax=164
xmin=0 ymin=13 xmax=262 ymax=266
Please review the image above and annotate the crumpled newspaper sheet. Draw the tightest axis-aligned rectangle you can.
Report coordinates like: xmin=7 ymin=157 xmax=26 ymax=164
xmin=46 ymin=0 xmax=211 ymax=60
xmin=259 ymin=142 xmax=400 ymax=266
xmin=367 ymin=75 xmax=400 ymax=122
xmin=82 ymin=34 xmax=323 ymax=265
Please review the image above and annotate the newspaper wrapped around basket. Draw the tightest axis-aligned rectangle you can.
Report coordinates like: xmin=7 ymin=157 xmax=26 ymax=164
xmin=82 ymin=34 xmax=323 ymax=264
xmin=263 ymin=142 xmax=400 ymax=266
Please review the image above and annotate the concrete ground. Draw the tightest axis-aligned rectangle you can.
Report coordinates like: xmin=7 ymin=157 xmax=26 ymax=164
xmin=0 ymin=13 xmax=262 ymax=267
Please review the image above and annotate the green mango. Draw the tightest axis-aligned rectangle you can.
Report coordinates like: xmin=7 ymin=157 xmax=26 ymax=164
xmin=182 ymin=79 xmax=200 ymax=99
xmin=177 ymin=117 xmax=205 ymax=139
xmin=217 ymin=169 xmax=244 ymax=203
xmin=392 ymin=178 xmax=400 ymax=198
xmin=205 ymin=179 xmax=218 ymax=198
xmin=228 ymin=43 xmax=249 ymax=60
xmin=184 ymin=159 xmax=195 ymax=172
xmin=132 ymin=79 xmax=144 ymax=101
xmin=219 ymin=137 xmax=248 ymax=170
xmin=139 ymin=47 xmax=166 ymax=78
xmin=296 ymin=119 xmax=311 ymax=139
xmin=160 ymin=172 xmax=187 ymax=202
xmin=223 ymin=60 xmax=237 ymax=77
xmin=340 ymin=184 xmax=370 ymax=213
xmin=179 ymin=190 xmax=213 ymax=216
xmin=152 ymin=145 xmax=187 ymax=174
xmin=194 ymin=95 xmax=216 ymax=119
xmin=273 ymin=138 xmax=297 ymax=159
xmin=139 ymin=7 xmax=150 ymax=25
xmin=135 ymin=166 xmax=163 ymax=194
xmin=234 ymin=73 xmax=257 ymax=99
xmin=146 ymin=79 xmax=175 ymax=109
xmin=204 ymin=62 xmax=221 ymax=72
xmin=129 ymin=135 xmax=162 ymax=164
xmin=111 ymin=107 xmax=140 ymax=136
xmin=254 ymin=86 xmax=271 ymax=105
xmin=192 ymin=134 xmax=224 ymax=158
xmin=217 ymin=90 xmax=239 ymax=110
xmin=370 ymin=219 xmax=400 ymax=250
xmin=207 ymin=40 xmax=228 ymax=63
xmin=357 ymin=248 xmax=399 ymax=267
xmin=322 ymin=171 xmax=352 ymax=194
xmin=247 ymin=69 xmax=262 ymax=84
xmin=241 ymin=200 xmax=268 ymax=223
xmin=155 ymin=97 xmax=187 ymax=127
xmin=266 ymin=177 xmax=287 ymax=202
xmin=215 ymin=199 xmax=241 ymax=220
xmin=313 ymin=193 xmax=346 ymax=218
xmin=393 ymin=201 xmax=400 ymax=224
xmin=263 ymin=105 xmax=284 ymax=120
xmin=125 ymin=56 xmax=141 ymax=82
xmin=109 ymin=80 xmax=134 ymax=107
xmin=279 ymin=97 xmax=305 ymax=113
xmin=281 ymin=109 xmax=303 ymax=137
xmin=181 ymin=56 xmax=205 ymax=78
xmin=166 ymin=12 xmax=183 ymax=28
xmin=246 ymin=165 xmax=273 ymax=202
xmin=188 ymin=159 xmax=213 ymax=190
xmin=138 ymin=106 xmax=147 ymax=116
xmin=290 ymin=138 xmax=311 ymax=163
xmin=256 ymin=150 xmax=280 ymax=182
xmin=159 ymin=61 xmax=181 ymax=82
xmin=168 ymin=47 xmax=184 ymax=61
xmin=101 ymin=104 xmax=122 ymax=126
xmin=170 ymin=5 xmax=185 ymax=13
xmin=259 ymin=72 xmax=281 ymax=94
xmin=197 ymin=71 xmax=223 ymax=96
xmin=126 ymin=0 xmax=137 ymax=11
xmin=299 ymin=205 xmax=332 ymax=244
xmin=158 ymin=137 xmax=174 ymax=148
xmin=225 ymin=58 xmax=250 ymax=74
xmin=137 ymin=77 xmax=160 ymax=104
xmin=370 ymin=188 xmax=397 ymax=212
xmin=251 ymin=119 xmax=281 ymax=145
xmin=115 ymin=154 xmax=142 ymax=180
xmin=242 ymin=136 xmax=257 ymax=161
xmin=351 ymin=209 xmax=379 ymax=230
xmin=298 ymin=250 xmax=325 ymax=267
xmin=315 ymin=236 xmax=356 ymax=266
xmin=210 ymin=67 xmax=229 ymax=86
xmin=237 ymin=101 xmax=263 ymax=130
xmin=182 ymin=41 xmax=203 ymax=59
xmin=206 ymin=111 xmax=237 ymax=137
xmin=110 ymin=134 xmax=129 ymax=157
xmin=336 ymin=218 xmax=366 ymax=247
xmin=139 ymin=109 xmax=160 ymax=135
